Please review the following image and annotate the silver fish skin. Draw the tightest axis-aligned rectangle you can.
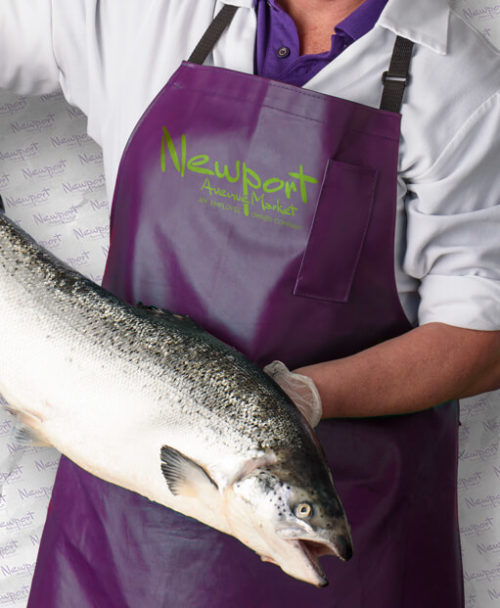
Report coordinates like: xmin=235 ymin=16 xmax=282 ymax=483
xmin=0 ymin=211 xmax=352 ymax=586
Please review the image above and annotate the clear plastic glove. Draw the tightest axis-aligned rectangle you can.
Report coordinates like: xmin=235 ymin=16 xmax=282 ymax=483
xmin=263 ymin=360 xmax=322 ymax=428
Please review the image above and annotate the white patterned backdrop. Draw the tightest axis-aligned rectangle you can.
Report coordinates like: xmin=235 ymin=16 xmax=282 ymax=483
xmin=0 ymin=91 xmax=109 ymax=607
xmin=0 ymin=5 xmax=499 ymax=606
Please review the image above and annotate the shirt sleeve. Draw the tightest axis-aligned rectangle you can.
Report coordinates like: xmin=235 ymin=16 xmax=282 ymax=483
xmin=0 ymin=1 xmax=61 ymax=95
xmin=0 ymin=1 xmax=122 ymax=142
xmin=404 ymin=91 xmax=500 ymax=331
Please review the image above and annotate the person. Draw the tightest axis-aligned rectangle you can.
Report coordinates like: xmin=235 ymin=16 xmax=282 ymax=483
xmin=1 ymin=0 xmax=500 ymax=606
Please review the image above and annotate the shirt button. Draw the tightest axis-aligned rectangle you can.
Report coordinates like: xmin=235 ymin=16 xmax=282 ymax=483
xmin=277 ymin=46 xmax=291 ymax=58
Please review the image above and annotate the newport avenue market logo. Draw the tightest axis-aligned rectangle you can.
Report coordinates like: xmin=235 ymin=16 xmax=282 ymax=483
xmin=160 ymin=127 xmax=318 ymax=229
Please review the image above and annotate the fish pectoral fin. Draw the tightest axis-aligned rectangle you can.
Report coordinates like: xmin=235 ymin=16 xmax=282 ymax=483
xmin=161 ymin=446 xmax=219 ymax=500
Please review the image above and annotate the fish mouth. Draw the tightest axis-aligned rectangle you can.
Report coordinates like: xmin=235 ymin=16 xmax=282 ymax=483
xmin=261 ymin=534 xmax=353 ymax=587
xmin=279 ymin=536 xmax=352 ymax=587
xmin=297 ymin=540 xmax=330 ymax=587
xmin=261 ymin=541 xmax=329 ymax=587
xmin=301 ymin=536 xmax=352 ymax=576
xmin=271 ymin=524 xmax=353 ymax=586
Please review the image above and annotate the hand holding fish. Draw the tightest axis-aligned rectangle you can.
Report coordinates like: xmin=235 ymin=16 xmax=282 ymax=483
xmin=264 ymin=360 xmax=322 ymax=428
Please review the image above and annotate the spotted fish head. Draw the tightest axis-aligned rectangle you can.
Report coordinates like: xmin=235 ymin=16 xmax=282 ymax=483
xmin=225 ymin=462 xmax=353 ymax=586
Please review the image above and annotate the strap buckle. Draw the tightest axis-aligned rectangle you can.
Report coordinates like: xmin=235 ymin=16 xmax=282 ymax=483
xmin=382 ymin=71 xmax=410 ymax=85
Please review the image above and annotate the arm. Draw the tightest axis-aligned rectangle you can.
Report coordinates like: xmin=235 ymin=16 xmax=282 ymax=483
xmin=295 ymin=323 xmax=500 ymax=418
xmin=0 ymin=1 xmax=60 ymax=95
xmin=296 ymin=62 xmax=500 ymax=420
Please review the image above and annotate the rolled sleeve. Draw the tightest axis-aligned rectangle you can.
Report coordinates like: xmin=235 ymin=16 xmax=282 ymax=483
xmin=404 ymin=92 xmax=500 ymax=330
xmin=418 ymin=275 xmax=500 ymax=330
xmin=0 ymin=1 xmax=60 ymax=95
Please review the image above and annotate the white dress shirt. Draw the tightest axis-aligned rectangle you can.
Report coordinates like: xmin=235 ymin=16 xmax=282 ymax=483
xmin=1 ymin=0 xmax=500 ymax=329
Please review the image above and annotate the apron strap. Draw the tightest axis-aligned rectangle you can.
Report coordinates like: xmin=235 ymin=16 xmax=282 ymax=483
xmin=380 ymin=36 xmax=414 ymax=113
xmin=188 ymin=4 xmax=239 ymax=65
xmin=189 ymin=7 xmax=413 ymax=113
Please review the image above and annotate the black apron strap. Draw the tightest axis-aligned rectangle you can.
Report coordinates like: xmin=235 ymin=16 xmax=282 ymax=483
xmin=190 ymin=8 xmax=413 ymax=112
xmin=188 ymin=4 xmax=239 ymax=65
xmin=380 ymin=36 xmax=414 ymax=113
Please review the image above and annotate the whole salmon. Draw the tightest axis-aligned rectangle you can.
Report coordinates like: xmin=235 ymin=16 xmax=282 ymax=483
xmin=0 ymin=210 xmax=352 ymax=586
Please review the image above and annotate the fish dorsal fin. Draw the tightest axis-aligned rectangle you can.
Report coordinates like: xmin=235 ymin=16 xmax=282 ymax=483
xmin=137 ymin=303 xmax=201 ymax=331
xmin=161 ymin=446 xmax=218 ymax=498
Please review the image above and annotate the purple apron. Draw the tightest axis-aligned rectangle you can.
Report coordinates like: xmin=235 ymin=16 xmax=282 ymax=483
xmin=28 ymin=8 xmax=463 ymax=607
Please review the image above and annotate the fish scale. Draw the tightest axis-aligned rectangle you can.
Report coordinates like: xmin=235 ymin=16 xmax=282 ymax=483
xmin=0 ymin=210 xmax=352 ymax=586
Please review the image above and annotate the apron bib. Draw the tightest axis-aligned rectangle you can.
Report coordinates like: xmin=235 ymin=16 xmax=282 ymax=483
xmin=29 ymin=7 xmax=463 ymax=607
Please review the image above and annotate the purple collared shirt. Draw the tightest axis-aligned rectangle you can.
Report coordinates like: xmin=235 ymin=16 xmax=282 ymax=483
xmin=255 ymin=0 xmax=388 ymax=86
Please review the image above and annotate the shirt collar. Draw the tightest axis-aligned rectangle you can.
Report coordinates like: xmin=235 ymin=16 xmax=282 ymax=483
xmin=377 ymin=0 xmax=450 ymax=54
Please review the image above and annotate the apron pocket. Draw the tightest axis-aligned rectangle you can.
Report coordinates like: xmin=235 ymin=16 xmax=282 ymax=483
xmin=293 ymin=160 xmax=378 ymax=302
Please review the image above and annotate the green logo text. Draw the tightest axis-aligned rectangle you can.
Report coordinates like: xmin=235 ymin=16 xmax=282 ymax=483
xmin=160 ymin=127 xmax=318 ymax=205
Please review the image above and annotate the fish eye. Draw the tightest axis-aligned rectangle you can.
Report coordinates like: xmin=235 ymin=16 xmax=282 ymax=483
xmin=294 ymin=502 xmax=313 ymax=519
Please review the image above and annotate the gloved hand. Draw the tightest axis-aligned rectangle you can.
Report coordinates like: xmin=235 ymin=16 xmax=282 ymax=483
xmin=263 ymin=360 xmax=322 ymax=428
